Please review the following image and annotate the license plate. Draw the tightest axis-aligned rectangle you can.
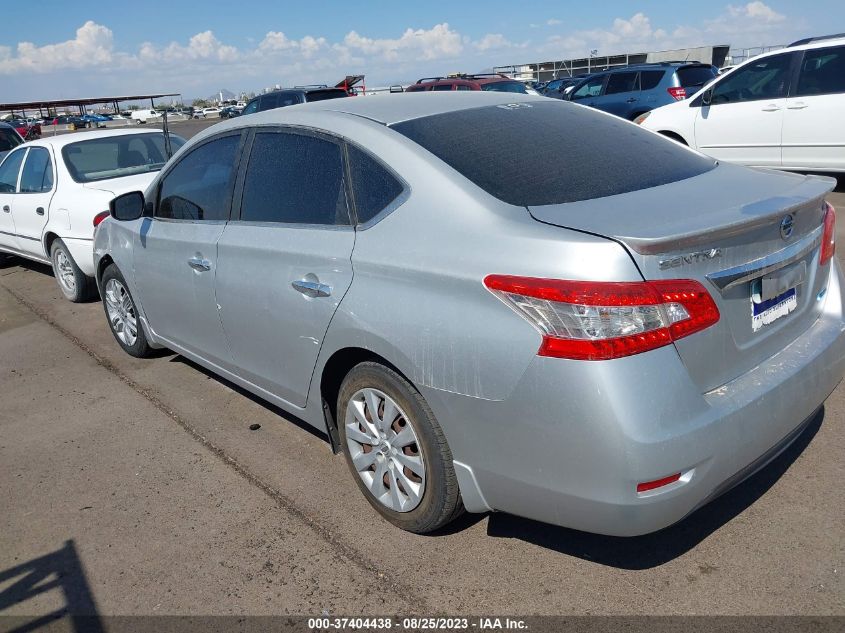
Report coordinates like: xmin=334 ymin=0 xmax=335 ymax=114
xmin=752 ymin=287 xmax=796 ymax=332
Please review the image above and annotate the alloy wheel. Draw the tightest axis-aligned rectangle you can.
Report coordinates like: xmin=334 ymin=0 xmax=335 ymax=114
xmin=104 ymin=278 xmax=138 ymax=347
xmin=344 ymin=388 xmax=426 ymax=512
xmin=54 ymin=249 xmax=76 ymax=294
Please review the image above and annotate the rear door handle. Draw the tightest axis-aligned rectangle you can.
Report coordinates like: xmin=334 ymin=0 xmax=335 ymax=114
xmin=761 ymin=104 xmax=781 ymax=112
xmin=292 ymin=279 xmax=332 ymax=298
xmin=626 ymin=97 xmax=638 ymax=103
xmin=787 ymin=102 xmax=808 ymax=110
xmin=187 ymin=256 xmax=211 ymax=272
xmin=36 ymin=207 xmax=45 ymax=216
xmin=2 ymin=205 xmax=9 ymax=213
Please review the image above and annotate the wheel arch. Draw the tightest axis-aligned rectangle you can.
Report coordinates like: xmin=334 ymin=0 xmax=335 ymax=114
xmin=42 ymin=231 xmax=60 ymax=258
xmin=658 ymin=130 xmax=689 ymax=146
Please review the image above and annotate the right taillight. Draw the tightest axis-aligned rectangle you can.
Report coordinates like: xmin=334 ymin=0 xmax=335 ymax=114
xmin=667 ymin=87 xmax=687 ymax=101
xmin=820 ymin=201 xmax=836 ymax=266
xmin=483 ymin=275 xmax=720 ymax=361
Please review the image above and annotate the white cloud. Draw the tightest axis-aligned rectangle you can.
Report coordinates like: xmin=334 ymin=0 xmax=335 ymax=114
xmin=473 ymin=34 xmax=513 ymax=52
xmin=0 ymin=21 xmax=116 ymax=74
xmin=547 ymin=19 xmax=562 ymax=26
xmin=729 ymin=1 xmax=785 ymax=22
xmin=341 ymin=23 xmax=463 ymax=62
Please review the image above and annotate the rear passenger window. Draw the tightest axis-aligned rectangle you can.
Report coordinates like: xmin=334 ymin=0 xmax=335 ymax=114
xmin=433 ymin=84 xmax=454 ymax=91
xmin=797 ymin=46 xmax=845 ymax=97
xmin=240 ymin=131 xmax=349 ymax=225
xmin=259 ymin=94 xmax=279 ymax=111
xmin=19 ymin=147 xmax=53 ymax=193
xmin=605 ymin=72 xmax=639 ymax=95
xmin=157 ymin=134 xmax=240 ymax=221
xmin=639 ymin=70 xmax=664 ymax=90
xmin=0 ymin=149 xmax=26 ymax=193
xmin=347 ymin=144 xmax=404 ymax=224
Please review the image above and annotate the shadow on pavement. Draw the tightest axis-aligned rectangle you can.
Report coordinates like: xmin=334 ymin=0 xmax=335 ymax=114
xmin=486 ymin=408 xmax=824 ymax=569
xmin=0 ymin=539 xmax=104 ymax=632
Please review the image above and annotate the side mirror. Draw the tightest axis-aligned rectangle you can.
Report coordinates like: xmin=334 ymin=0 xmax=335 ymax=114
xmin=110 ymin=191 xmax=145 ymax=221
xmin=701 ymin=89 xmax=713 ymax=106
xmin=389 ymin=85 xmax=404 ymax=93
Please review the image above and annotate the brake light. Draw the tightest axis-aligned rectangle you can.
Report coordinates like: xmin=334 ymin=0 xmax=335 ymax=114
xmin=667 ymin=87 xmax=687 ymax=101
xmin=820 ymin=202 xmax=836 ymax=266
xmin=93 ymin=210 xmax=110 ymax=227
xmin=483 ymin=276 xmax=720 ymax=361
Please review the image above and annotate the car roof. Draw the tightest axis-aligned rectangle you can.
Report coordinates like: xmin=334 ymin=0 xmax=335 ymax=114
xmin=252 ymin=87 xmax=346 ymax=98
xmin=245 ymin=91 xmax=551 ymax=127
xmin=22 ymin=128 xmax=165 ymax=149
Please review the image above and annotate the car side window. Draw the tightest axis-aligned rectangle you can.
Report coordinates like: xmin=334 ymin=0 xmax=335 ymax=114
xmin=19 ymin=147 xmax=53 ymax=193
xmin=157 ymin=134 xmax=240 ymax=221
xmin=0 ymin=148 xmax=26 ymax=193
xmin=605 ymin=72 xmax=639 ymax=95
xmin=456 ymin=85 xmax=472 ymax=91
xmin=432 ymin=84 xmax=454 ymax=91
xmin=710 ymin=53 xmax=793 ymax=104
xmin=571 ymin=76 xmax=605 ymax=99
xmin=796 ymin=45 xmax=845 ymax=97
xmin=239 ymin=131 xmax=349 ymax=225
xmin=242 ymin=99 xmax=260 ymax=115
xmin=259 ymin=94 xmax=279 ymax=111
xmin=639 ymin=70 xmax=664 ymax=90
xmin=347 ymin=144 xmax=404 ymax=225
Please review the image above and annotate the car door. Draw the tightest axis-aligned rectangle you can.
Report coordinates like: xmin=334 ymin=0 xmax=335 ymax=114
xmin=0 ymin=148 xmax=26 ymax=252
xmin=215 ymin=128 xmax=355 ymax=407
xmin=133 ymin=131 xmax=244 ymax=367
xmin=694 ymin=51 xmax=796 ymax=166
xmin=782 ymin=44 xmax=845 ymax=171
xmin=593 ymin=71 xmax=640 ymax=118
xmin=568 ymin=74 xmax=607 ymax=108
xmin=13 ymin=146 xmax=56 ymax=259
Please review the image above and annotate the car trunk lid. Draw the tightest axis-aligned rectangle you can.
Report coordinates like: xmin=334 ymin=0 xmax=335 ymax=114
xmin=527 ymin=163 xmax=836 ymax=392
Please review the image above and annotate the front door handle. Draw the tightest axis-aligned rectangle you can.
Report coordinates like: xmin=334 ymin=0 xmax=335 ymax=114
xmin=761 ymin=104 xmax=781 ymax=112
xmin=2 ymin=205 xmax=9 ymax=213
xmin=626 ymin=97 xmax=638 ymax=103
xmin=292 ymin=279 xmax=332 ymax=298
xmin=787 ymin=102 xmax=808 ymax=110
xmin=36 ymin=207 xmax=45 ymax=216
xmin=187 ymin=256 xmax=211 ymax=272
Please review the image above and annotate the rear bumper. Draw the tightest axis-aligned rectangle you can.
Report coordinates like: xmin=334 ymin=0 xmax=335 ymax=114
xmin=427 ymin=261 xmax=845 ymax=536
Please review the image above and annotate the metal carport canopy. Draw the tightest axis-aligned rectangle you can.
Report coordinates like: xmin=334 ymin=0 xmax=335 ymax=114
xmin=0 ymin=93 xmax=181 ymax=112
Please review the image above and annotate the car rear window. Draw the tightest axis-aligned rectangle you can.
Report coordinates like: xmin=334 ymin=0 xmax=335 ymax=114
xmin=480 ymin=81 xmax=527 ymax=94
xmin=62 ymin=133 xmax=186 ymax=183
xmin=677 ymin=66 xmax=717 ymax=88
xmin=391 ymin=101 xmax=715 ymax=207
xmin=304 ymin=89 xmax=349 ymax=102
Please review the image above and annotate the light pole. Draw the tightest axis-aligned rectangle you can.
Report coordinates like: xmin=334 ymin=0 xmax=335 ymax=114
xmin=588 ymin=48 xmax=598 ymax=73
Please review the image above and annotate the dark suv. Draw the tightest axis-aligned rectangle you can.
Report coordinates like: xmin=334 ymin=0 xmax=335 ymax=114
xmin=405 ymin=73 xmax=529 ymax=93
xmin=241 ymin=86 xmax=348 ymax=115
xmin=565 ymin=62 xmax=718 ymax=120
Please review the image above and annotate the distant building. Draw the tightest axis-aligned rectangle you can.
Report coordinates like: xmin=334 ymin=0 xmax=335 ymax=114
xmin=496 ymin=45 xmax=731 ymax=82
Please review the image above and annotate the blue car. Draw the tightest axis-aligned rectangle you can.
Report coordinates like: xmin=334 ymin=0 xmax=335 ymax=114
xmin=565 ymin=62 xmax=718 ymax=120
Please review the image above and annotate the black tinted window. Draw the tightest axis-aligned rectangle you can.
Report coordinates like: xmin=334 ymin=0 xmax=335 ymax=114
xmin=158 ymin=134 xmax=240 ymax=221
xmin=797 ymin=46 xmax=845 ymax=96
xmin=0 ymin=128 xmax=21 ymax=153
xmin=711 ymin=54 xmax=793 ymax=104
xmin=433 ymin=84 xmax=454 ymax=91
xmin=481 ymin=81 xmax=527 ymax=94
xmin=20 ymin=147 xmax=53 ymax=193
xmin=640 ymin=70 xmax=664 ymax=90
xmin=677 ymin=66 xmax=717 ymax=88
xmin=0 ymin=149 xmax=25 ymax=193
xmin=392 ymin=101 xmax=715 ymax=206
xmin=347 ymin=144 xmax=404 ymax=224
xmin=305 ymin=90 xmax=348 ymax=102
xmin=605 ymin=72 xmax=639 ymax=95
xmin=240 ymin=131 xmax=348 ymax=225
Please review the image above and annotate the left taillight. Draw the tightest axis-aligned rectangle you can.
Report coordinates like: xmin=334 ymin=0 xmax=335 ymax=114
xmin=820 ymin=202 xmax=836 ymax=266
xmin=483 ymin=275 xmax=720 ymax=361
xmin=93 ymin=210 xmax=110 ymax=228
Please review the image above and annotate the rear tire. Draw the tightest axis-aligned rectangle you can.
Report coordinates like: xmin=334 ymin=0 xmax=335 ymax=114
xmin=100 ymin=263 xmax=153 ymax=358
xmin=338 ymin=362 xmax=464 ymax=533
xmin=50 ymin=239 xmax=94 ymax=302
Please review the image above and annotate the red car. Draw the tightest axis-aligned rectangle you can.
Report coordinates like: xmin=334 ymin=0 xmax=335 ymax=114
xmin=7 ymin=119 xmax=41 ymax=140
xmin=405 ymin=73 xmax=529 ymax=94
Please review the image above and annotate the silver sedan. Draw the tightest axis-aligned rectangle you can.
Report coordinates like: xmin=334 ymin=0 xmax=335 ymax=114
xmin=93 ymin=92 xmax=845 ymax=535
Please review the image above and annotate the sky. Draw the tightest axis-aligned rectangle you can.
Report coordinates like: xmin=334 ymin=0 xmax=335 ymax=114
xmin=2 ymin=1 xmax=843 ymax=101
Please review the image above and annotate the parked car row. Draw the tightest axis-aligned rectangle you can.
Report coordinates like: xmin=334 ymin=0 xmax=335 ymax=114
xmin=1 ymin=37 xmax=842 ymax=539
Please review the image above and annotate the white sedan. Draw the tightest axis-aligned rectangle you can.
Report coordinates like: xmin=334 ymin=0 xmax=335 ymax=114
xmin=0 ymin=129 xmax=184 ymax=301
xmin=637 ymin=35 xmax=845 ymax=173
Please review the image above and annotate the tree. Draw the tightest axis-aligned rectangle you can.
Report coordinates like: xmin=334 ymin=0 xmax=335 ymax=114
xmin=192 ymin=98 xmax=210 ymax=108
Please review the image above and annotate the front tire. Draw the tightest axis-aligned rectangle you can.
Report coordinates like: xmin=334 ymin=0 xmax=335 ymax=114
xmin=51 ymin=239 xmax=94 ymax=302
xmin=100 ymin=263 xmax=153 ymax=358
xmin=338 ymin=362 xmax=464 ymax=533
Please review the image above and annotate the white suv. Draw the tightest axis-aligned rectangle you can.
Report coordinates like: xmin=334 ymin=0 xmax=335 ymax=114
xmin=637 ymin=34 xmax=845 ymax=173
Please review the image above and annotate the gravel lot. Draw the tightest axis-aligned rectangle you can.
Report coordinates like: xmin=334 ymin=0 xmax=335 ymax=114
xmin=0 ymin=121 xmax=843 ymax=618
